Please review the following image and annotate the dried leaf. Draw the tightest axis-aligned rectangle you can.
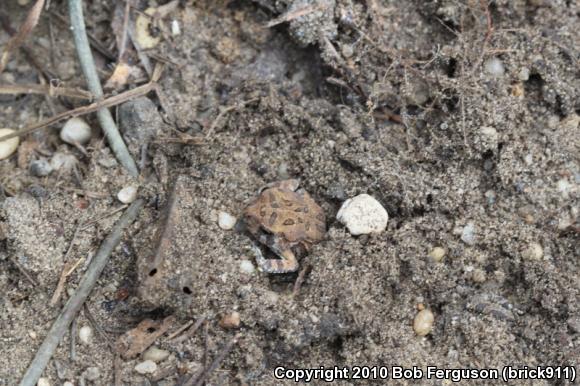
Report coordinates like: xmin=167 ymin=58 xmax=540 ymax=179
xmin=104 ymin=62 xmax=132 ymax=90
xmin=0 ymin=0 xmax=45 ymax=73
xmin=116 ymin=316 xmax=175 ymax=359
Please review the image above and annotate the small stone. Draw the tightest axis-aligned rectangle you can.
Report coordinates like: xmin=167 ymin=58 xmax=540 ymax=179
xmin=135 ymin=360 xmax=157 ymax=374
xmin=37 ymin=378 xmax=50 ymax=386
xmin=522 ymin=242 xmax=543 ymax=261
xmin=479 ymin=126 xmax=499 ymax=151
xmin=413 ymin=309 xmax=434 ymax=336
xmin=50 ymin=152 xmax=78 ymax=172
xmin=60 ymin=117 xmax=92 ymax=145
xmin=337 ymin=194 xmax=389 ymax=235
xmin=240 ymin=260 xmax=255 ymax=274
xmin=0 ymin=128 xmax=20 ymax=160
xmin=117 ymin=186 xmax=138 ymax=204
xmin=461 ymin=222 xmax=476 ymax=245
xmin=472 ymin=268 xmax=486 ymax=283
xmin=171 ymin=19 xmax=181 ymax=36
xmin=63 ymin=382 xmax=74 ymax=386
xmin=219 ymin=311 xmax=241 ymax=329
xmin=429 ymin=247 xmax=446 ymax=262
xmin=143 ymin=347 xmax=170 ymax=363
xmin=82 ymin=367 xmax=100 ymax=381
xmin=484 ymin=57 xmax=505 ymax=77
xmin=79 ymin=325 xmax=92 ymax=345
xmin=218 ymin=211 xmax=236 ymax=230
xmin=518 ymin=68 xmax=530 ymax=81
xmin=29 ymin=159 xmax=53 ymax=177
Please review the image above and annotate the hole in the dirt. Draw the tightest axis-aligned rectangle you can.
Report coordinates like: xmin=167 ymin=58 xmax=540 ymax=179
xmin=147 ymin=327 xmax=157 ymax=334
xmin=148 ymin=268 xmax=158 ymax=277
xmin=426 ymin=194 xmax=433 ymax=205
xmin=446 ymin=58 xmax=458 ymax=78
xmin=183 ymin=286 xmax=193 ymax=295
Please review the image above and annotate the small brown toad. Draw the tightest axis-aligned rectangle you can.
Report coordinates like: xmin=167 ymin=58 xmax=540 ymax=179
xmin=239 ymin=179 xmax=326 ymax=273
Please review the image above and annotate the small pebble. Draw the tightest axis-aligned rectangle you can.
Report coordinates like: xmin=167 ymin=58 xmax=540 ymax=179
xmin=413 ymin=309 xmax=434 ymax=336
xmin=240 ymin=260 xmax=255 ymax=274
xmin=429 ymin=247 xmax=446 ymax=262
xmin=171 ymin=19 xmax=181 ymax=36
xmin=0 ymin=128 xmax=20 ymax=160
xmin=219 ymin=311 xmax=241 ymax=329
xmin=461 ymin=222 xmax=476 ymax=245
xmin=50 ymin=152 xmax=78 ymax=172
xmin=29 ymin=159 xmax=53 ymax=177
xmin=337 ymin=194 xmax=389 ymax=235
xmin=78 ymin=325 xmax=93 ymax=345
xmin=518 ymin=68 xmax=530 ymax=81
xmin=472 ymin=268 xmax=486 ymax=283
xmin=135 ymin=360 xmax=157 ymax=374
xmin=218 ymin=211 xmax=237 ymax=230
xmin=484 ymin=57 xmax=505 ymax=77
xmin=143 ymin=346 xmax=170 ymax=363
xmin=37 ymin=378 xmax=50 ymax=386
xmin=60 ymin=117 xmax=92 ymax=145
xmin=522 ymin=242 xmax=543 ymax=261
xmin=29 ymin=330 xmax=37 ymax=339
xmin=117 ymin=186 xmax=138 ymax=204
xmin=479 ymin=126 xmax=498 ymax=151
xmin=63 ymin=382 xmax=74 ymax=386
xmin=82 ymin=367 xmax=100 ymax=381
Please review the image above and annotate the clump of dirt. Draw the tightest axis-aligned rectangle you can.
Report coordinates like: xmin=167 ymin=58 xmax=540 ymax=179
xmin=0 ymin=0 xmax=578 ymax=385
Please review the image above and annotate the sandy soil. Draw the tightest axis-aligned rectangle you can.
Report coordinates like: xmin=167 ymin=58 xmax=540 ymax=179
xmin=0 ymin=0 xmax=578 ymax=385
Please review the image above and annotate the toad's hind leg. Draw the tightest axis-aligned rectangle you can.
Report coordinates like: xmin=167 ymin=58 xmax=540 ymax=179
xmin=252 ymin=244 xmax=299 ymax=273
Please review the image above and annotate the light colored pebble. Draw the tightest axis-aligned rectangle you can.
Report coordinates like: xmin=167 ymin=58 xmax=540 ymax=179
xmin=240 ymin=260 xmax=255 ymax=274
xmin=50 ymin=152 xmax=78 ymax=172
xmin=413 ymin=309 xmax=434 ymax=336
xmin=337 ymin=194 xmax=389 ymax=235
xmin=479 ymin=126 xmax=498 ymax=150
xmin=472 ymin=268 xmax=486 ymax=283
xmin=78 ymin=325 xmax=93 ymax=344
xmin=82 ymin=367 xmax=100 ymax=381
xmin=171 ymin=19 xmax=181 ymax=36
xmin=518 ymin=68 xmax=530 ymax=81
xmin=117 ymin=185 xmax=138 ymax=204
xmin=29 ymin=159 xmax=53 ymax=177
xmin=484 ymin=57 xmax=505 ymax=77
xmin=29 ymin=330 xmax=37 ymax=339
xmin=143 ymin=346 xmax=170 ymax=363
xmin=219 ymin=311 xmax=241 ymax=329
xmin=218 ymin=211 xmax=237 ymax=230
xmin=37 ymin=378 xmax=50 ymax=386
xmin=63 ymin=382 xmax=74 ymax=386
xmin=557 ymin=179 xmax=572 ymax=198
xmin=522 ymin=242 xmax=543 ymax=261
xmin=429 ymin=247 xmax=446 ymax=262
xmin=461 ymin=222 xmax=476 ymax=245
xmin=60 ymin=117 xmax=92 ymax=145
xmin=0 ymin=128 xmax=20 ymax=160
xmin=135 ymin=360 xmax=157 ymax=374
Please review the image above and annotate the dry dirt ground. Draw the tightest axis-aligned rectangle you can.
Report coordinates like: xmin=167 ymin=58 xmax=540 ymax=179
xmin=0 ymin=0 xmax=579 ymax=385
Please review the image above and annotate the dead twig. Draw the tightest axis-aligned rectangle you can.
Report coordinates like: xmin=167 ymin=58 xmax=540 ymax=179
xmin=265 ymin=4 xmax=324 ymax=28
xmin=17 ymin=199 xmax=144 ymax=386
xmin=292 ymin=263 xmax=312 ymax=297
xmin=9 ymin=256 xmax=40 ymax=289
xmin=167 ymin=316 xmax=206 ymax=342
xmin=0 ymin=81 xmax=157 ymax=143
xmin=0 ymin=0 xmax=45 ymax=73
xmin=183 ymin=333 xmax=241 ymax=386
xmin=69 ymin=0 xmax=138 ymax=177
xmin=205 ymin=98 xmax=260 ymax=138
xmin=0 ymin=83 xmax=93 ymax=100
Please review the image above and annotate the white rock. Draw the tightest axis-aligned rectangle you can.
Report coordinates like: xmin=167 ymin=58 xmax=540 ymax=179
xmin=78 ymin=325 xmax=93 ymax=344
xmin=37 ymin=378 xmax=50 ymax=386
xmin=240 ymin=260 xmax=255 ymax=274
xmin=218 ymin=211 xmax=237 ymax=230
xmin=429 ymin=247 xmax=446 ymax=262
xmin=484 ymin=57 xmax=505 ymax=77
xmin=143 ymin=346 xmax=170 ymax=363
xmin=413 ymin=309 xmax=434 ymax=336
xmin=135 ymin=360 xmax=157 ymax=374
xmin=60 ymin=117 xmax=92 ymax=145
xmin=117 ymin=186 xmax=138 ymax=204
xmin=82 ymin=367 xmax=100 ymax=381
xmin=50 ymin=152 xmax=78 ymax=172
xmin=171 ymin=19 xmax=181 ymax=36
xmin=522 ymin=242 xmax=543 ymax=261
xmin=337 ymin=194 xmax=388 ymax=235
xmin=479 ymin=126 xmax=498 ymax=150
xmin=63 ymin=382 xmax=74 ymax=386
xmin=0 ymin=128 xmax=20 ymax=160
xmin=461 ymin=222 xmax=476 ymax=245
xmin=518 ymin=68 xmax=530 ymax=81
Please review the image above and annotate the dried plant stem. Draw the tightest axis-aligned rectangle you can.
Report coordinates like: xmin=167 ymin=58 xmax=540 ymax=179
xmin=68 ymin=0 xmax=138 ymax=177
xmin=18 ymin=199 xmax=144 ymax=386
